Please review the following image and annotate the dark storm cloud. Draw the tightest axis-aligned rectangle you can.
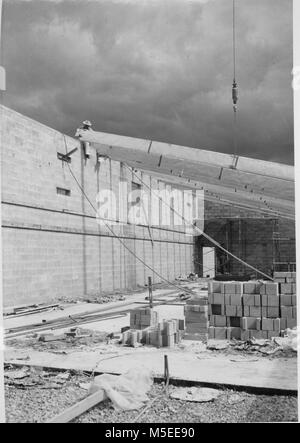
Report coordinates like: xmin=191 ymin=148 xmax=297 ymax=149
xmin=2 ymin=0 xmax=294 ymax=163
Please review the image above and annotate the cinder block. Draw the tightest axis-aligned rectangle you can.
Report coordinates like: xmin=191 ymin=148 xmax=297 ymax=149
xmin=262 ymin=295 xmax=268 ymax=307
xmin=243 ymin=282 xmax=257 ymax=294
xmin=236 ymin=306 xmax=243 ymax=317
xmin=212 ymin=281 xmax=222 ymax=293
xmin=225 ymin=305 xmax=237 ymax=317
xmin=242 ymin=317 xmax=258 ymax=330
xmin=292 ymin=307 xmax=297 ymax=319
xmin=243 ymin=306 xmax=250 ymax=317
xmin=280 ymin=283 xmax=293 ymax=295
xmin=211 ymin=304 xmax=225 ymax=316
xmin=223 ymin=283 xmax=236 ymax=294
xmin=243 ymin=294 xmax=256 ymax=306
xmin=230 ymin=294 xmax=243 ymax=306
xmin=264 ymin=306 xmax=279 ymax=318
xmin=254 ymin=295 xmax=261 ymax=306
xmin=214 ymin=327 xmax=227 ymax=340
xmin=281 ymin=306 xmax=293 ymax=318
xmin=291 ymin=295 xmax=297 ymax=306
xmin=228 ymin=317 xmax=242 ymax=328
xmin=225 ymin=294 xmax=231 ymax=305
xmin=274 ymin=272 xmax=288 ymax=279
xmin=227 ymin=327 xmax=241 ymax=340
xmin=267 ymin=295 xmax=280 ymax=307
xmin=208 ymin=326 xmax=215 ymax=339
xmin=262 ymin=318 xmax=274 ymax=331
xmin=210 ymin=315 xmax=227 ymax=327
xmin=213 ymin=293 xmax=225 ymax=305
xmin=249 ymin=306 xmax=262 ymax=317
xmin=280 ymin=295 xmax=292 ymax=306
xmin=264 ymin=283 xmax=279 ymax=296
xmin=267 ymin=307 xmax=280 ymax=318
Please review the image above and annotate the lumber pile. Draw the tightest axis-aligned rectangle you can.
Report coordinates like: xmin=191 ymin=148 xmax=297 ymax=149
xmin=184 ymin=296 xmax=209 ymax=341
xmin=123 ymin=308 xmax=185 ymax=347
xmin=208 ymin=278 xmax=297 ymax=340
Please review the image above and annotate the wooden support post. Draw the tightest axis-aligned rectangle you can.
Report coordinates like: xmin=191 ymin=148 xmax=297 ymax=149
xmin=46 ymin=390 xmax=107 ymax=423
xmin=148 ymin=276 xmax=153 ymax=309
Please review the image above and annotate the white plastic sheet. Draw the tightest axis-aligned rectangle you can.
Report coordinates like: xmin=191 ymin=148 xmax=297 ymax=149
xmin=274 ymin=328 xmax=298 ymax=352
xmin=89 ymin=368 xmax=153 ymax=411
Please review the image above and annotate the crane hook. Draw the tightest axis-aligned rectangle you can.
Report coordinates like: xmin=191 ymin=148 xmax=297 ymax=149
xmin=232 ymin=80 xmax=238 ymax=113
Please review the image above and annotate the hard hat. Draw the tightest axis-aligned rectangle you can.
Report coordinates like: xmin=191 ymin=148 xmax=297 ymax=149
xmin=82 ymin=120 xmax=92 ymax=127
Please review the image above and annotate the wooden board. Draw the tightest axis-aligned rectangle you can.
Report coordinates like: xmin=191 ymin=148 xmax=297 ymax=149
xmin=46 ymin=390 xmax=106 ymax=423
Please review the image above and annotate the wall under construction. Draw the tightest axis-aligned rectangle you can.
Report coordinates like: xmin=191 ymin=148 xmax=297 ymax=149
xmin=1 ymin=106 xmax=199 ymax=307
xmin=196 ymin=200 xmax=296 ymax=278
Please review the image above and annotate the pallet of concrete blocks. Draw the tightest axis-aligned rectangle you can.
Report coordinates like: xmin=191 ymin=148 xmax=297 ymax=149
xmin=184 ymin=296 xmax=209 ymax=341
xmin=129 ymin=308 xmax=159 ymax=330
xmin=122 ymin=319 xmax=185 ymax=348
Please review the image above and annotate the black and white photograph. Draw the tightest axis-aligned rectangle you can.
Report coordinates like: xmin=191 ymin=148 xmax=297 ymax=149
xmin=0 ymin=0 xmax=298 ymax=425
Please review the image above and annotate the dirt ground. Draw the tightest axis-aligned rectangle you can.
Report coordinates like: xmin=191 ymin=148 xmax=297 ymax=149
xmin=4 ymin=369 xmax=297 ymax=423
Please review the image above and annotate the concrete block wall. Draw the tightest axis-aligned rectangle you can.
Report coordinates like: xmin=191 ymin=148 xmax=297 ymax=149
xmin=1 ymin=106 xmax=198 ymax=306
xmin=196 ymin=200 xmax=296 ymax=277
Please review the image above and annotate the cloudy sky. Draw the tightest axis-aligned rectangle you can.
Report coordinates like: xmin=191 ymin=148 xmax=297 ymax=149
xmin=2 ymin=0 xmax=294 ymax=164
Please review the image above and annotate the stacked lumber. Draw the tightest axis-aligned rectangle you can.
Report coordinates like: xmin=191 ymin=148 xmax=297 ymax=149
xmin=208 ymin=278 xmax=297 ymax=340
xmin=184 ymin=296 xmax=209 ymax=341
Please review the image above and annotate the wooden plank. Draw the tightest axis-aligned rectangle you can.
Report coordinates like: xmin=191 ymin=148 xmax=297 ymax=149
xmin=46 ymin=390 xmax=106 ymax=423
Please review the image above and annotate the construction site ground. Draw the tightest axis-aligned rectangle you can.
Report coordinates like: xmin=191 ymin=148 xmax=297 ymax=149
xmin=3 ymin=281 xmax=298 ymax=423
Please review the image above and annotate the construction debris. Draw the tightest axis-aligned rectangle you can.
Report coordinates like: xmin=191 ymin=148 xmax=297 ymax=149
xmin=170 ymin=387 xmax=220 ymax=403
xmin=89 ymin=368 xmax=153 ymax=411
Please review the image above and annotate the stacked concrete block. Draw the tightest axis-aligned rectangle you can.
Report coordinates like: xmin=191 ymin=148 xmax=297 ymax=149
xmin=275 ymin=273 xmax=297 ymax=330
xmin=208 ymin=281 xmax=243 ymax=340
xmin=273 ymin=272 xmax=297 ymax=330
xmin=184 ymin=296 xmax=209 ymax=341
xmin=122 ymin=318 xmax=185 ymax=348
xmin=208 ymin=279 xmax=297 ymax=341
xmin=129 ymin=308 xmax=159 ymax=330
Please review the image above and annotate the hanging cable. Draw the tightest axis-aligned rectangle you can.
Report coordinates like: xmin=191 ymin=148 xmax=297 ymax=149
xmin=63 ymin=138 xmax=198 ymax=296
xmin=124 ymin=164 xmax=275 ymax=281
xmin=232 ymin=0 xmax=239 ymax=157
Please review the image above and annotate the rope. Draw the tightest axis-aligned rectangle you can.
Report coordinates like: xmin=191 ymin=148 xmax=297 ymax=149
xmin=64 ymin=137 xmax=196 ymax=296
xmin=233 ymin=0 xmax=236 ymax=82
